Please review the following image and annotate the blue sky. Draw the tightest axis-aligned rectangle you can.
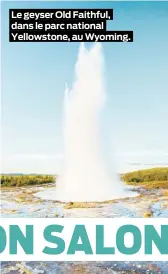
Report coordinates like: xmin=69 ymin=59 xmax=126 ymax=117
xmin=1 ymin=1 xmax=168 ymax=174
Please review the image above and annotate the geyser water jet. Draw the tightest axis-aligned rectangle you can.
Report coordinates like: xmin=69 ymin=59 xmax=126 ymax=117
xmin=55 ymin=42 xmax=135 ymax=202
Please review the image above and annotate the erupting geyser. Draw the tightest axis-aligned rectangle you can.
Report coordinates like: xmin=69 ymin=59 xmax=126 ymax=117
xmin=55 ymin=42 xmax=134 ymax=202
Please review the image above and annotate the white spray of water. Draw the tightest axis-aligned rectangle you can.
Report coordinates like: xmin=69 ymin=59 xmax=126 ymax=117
xmin=55 ymin=42 xmax=134 ymax=202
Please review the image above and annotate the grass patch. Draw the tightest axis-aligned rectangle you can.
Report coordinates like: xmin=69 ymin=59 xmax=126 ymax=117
xmin=1 ymin=167 xmax=168 ymax=189
xmin=122 ymin=167 xmax=168 ymax=183
xmin=1 ymin=175 xmax=55 ymax=187
xmin=143 ymin=181 xmax=168 ymax=189
xmin=123 ymin=167 xmax=168 ymax=189
xmin=126 ymin=181 xmax=168 ymax=189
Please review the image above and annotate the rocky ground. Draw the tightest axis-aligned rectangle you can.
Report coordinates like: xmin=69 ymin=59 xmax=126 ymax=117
xmin=1 ymin=184 xmax=168 ymax=273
